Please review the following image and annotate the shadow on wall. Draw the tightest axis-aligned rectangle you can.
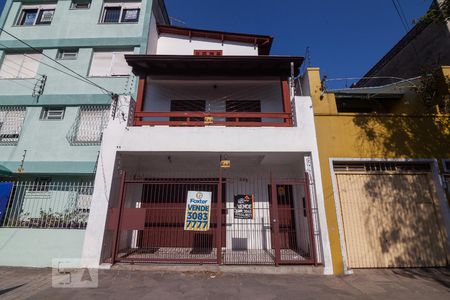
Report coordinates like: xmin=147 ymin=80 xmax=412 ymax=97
xmin=347 ymin=114 xmax=450 ymax=269
xmin=352 ymin=114 xmax=450 ymax=158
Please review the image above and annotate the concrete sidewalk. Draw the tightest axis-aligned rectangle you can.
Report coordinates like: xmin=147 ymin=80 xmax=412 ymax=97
xmin=0 ymin=267 xmax=448 ymax=300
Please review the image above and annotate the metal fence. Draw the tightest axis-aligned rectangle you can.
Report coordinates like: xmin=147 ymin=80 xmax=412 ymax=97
xmin=0 ymin=180 xmax=94 ymax=229
xmin=66 ymin=105 xmax=110 ymax=146
xmin=107 ymin=176 xmax=318 ymax=265
xmin=0 ymin=106 xmax=27 ymax=146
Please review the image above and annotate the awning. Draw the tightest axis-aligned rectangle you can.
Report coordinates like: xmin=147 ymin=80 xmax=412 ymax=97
xmin=0 ymin=165 xmax=12 ymax=177
xmin=125 ymin=55 xmax=304 ymax=77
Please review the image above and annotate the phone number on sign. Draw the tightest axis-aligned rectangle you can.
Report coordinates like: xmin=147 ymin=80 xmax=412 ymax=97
xmin=186 ymin=211 xmax=209 ymax=229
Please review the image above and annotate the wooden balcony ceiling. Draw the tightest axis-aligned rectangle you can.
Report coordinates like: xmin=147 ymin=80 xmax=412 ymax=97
xmin=125 ymin=55 xmax=304 ymax=77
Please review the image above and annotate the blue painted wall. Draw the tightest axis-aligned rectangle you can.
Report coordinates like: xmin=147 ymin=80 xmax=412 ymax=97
xmin=0 ymin=0 xmax=167 ymax=175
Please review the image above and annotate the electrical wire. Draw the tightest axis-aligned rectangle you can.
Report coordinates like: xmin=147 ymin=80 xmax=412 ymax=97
xmin=391 ymin=0 xmax=410 ymax=33
xmin=0 ymin=28 xmax=114 ymax=95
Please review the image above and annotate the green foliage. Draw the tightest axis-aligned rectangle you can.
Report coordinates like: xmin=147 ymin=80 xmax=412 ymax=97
xmin=420 ymin=0 xmax=450 ymax=24
xmin=417 ymin=68 xmax=450 ymax=113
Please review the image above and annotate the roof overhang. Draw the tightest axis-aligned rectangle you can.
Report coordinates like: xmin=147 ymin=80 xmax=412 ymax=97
xmin=331 ymin=77 xmax=420 ymax=99
xmin=157 ymin=25 xmax=273 ymax=55
xmin=125 ymin=55 xmax=304 ymax=77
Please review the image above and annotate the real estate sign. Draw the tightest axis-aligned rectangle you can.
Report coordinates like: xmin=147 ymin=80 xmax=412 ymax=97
xmin=234 ymin=194 xmax=254 ymax=220
xmin=184 ymin=191 xmax=212 ymax=231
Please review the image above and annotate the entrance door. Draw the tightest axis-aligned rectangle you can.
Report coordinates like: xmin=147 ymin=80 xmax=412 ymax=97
xmin=270 ymin=180 xmax=317 ymax=265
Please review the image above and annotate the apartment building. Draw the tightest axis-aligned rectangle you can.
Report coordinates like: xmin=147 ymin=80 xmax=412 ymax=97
xmin=0 ymin=0 xmax=169 ymax=267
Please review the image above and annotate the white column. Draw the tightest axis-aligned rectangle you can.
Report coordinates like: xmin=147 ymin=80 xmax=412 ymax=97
xmin=81 ymin=96 xmax=132 ymax=268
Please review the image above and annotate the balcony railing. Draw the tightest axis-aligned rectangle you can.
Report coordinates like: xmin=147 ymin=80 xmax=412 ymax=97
xmin=134 ymin=111 xmax=293 ymax=127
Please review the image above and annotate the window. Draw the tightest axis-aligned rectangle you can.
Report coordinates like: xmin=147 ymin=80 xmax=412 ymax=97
xmin=17 ymin=4 xmax=56 ymax=26
xmin=335 ymin=97 xmax=401 ymax=113
xmin=170 ymin=100 xmax=206 ymax=122
xmin=40 ymin=107 xmax=65 ymax=120
xmin=89 ymin=50 xmax=133 ymax=77
xmin=71 ymin=106 xmax=110 ymax=144
xmin=0 ymin=107 xmax=27 ymax=145
xmin=0 ymin=53 xmax=42 ymax=79
xmin=70 ymin=0 xmax=91 ymax=9
xmin=100 ymin=2 xmax=141 ymax=24
xmin=56 ymin=49 xmax=79 ymax=60
xmin=226 ymin=100 xmax=261 ymax=122
xmin=194 ymin=50 xmax=223 ymax=56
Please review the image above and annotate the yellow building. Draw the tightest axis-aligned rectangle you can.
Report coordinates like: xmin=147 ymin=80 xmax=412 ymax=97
xmin=304 ymin=66 xmax=450 ymax=274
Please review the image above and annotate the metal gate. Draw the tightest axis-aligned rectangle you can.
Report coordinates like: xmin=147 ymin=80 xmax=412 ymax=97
xmin=106 ymin=173 xmax=317 ymax=265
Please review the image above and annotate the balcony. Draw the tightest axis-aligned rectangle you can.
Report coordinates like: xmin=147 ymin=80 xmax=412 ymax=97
xmin=126 ymin=55 xmax=303 ymax=128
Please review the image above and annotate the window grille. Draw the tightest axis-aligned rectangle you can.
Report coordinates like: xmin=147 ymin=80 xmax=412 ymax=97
xmin=56 ymin=49 xmax=79 ymax=60
xmin=100 ymin=2 xmax=141 ymax=24
xmin=0 ymin=106 xmax=27 ymax=146
xmin=67 ymin=105 xmax=110 ymax=146
xmin=40 ymin=107 xmax=65 ymax=120
xmin=16 ymin=4 xmax=56 ymax=26
xmin=333 ymin=161 xmax=431 ymax=173
xmin=0 ymin=180 xmax=94 ymax=229
xmin=70 ymin=0 xmax=91 ymax=9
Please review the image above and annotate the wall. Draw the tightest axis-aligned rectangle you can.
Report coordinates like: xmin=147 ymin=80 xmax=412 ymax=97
xmin=0 ymin=0 xmax=149 ymax=46
xmin=81 ymin=95 xmax=334 ymax=274
xmin=0 ymin=228 xmax=85 ymax=267
xmin=0 ymin=1 xmax=157 ymax=174
xmin=357 ymin=20 xmax=450 ymax=87
xmin=0 ymin=106 xmax=101 ymax=174
xmin=156 ymin=34 xmax=258 ymax=56
xmin=306 ymin=67 xmax=450 ymax=274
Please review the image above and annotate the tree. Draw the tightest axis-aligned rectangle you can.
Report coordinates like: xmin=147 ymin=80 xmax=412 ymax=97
xmin=420 ymin=0 xmax=450 ymax=24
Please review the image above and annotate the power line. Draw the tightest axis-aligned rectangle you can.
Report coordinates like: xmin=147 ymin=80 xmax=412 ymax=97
xmin=391 ymin=0 xmax=410 ymax=33
xmin=0 ymin=28 xmax=114 ymax=95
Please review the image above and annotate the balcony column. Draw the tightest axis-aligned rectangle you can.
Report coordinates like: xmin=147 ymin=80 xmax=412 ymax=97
xmin=134 ymin=76 xmax=147 ymax=126
xmin=281 ymin=77 xmax=293 ymax=126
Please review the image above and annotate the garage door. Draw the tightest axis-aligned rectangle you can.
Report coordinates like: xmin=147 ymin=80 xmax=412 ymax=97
xmin=335 ymin=162 xmax=448 ymax=268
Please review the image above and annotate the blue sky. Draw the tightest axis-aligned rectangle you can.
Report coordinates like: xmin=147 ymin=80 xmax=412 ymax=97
xmin=0 ymin=0 xmax=432 ymax=86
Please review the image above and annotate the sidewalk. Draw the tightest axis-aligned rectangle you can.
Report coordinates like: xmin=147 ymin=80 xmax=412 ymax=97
xmin=0 ymin=267 xmax=448 ymax=300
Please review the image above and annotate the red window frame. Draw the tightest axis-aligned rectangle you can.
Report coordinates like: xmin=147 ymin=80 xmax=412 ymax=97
xmin=194 ymin=50 xmax=223 ymax=56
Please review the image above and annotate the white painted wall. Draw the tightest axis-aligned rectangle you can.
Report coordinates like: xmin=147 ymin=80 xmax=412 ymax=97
xmin=156 ymin=34 xmax=258 ymax=56
xmin=147 ymin=13 xmax=159 ymax=55
xmin=81 ymin=96 xmax=334 ymax=274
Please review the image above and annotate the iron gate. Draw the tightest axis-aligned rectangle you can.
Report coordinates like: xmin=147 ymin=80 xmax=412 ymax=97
xmin=106 ymin=173 xmax=317 ymax=265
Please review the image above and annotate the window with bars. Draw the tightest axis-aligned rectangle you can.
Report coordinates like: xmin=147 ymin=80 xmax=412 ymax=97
xmin=194 ymin=50 xmax=223 ymax=56
xmin=226 ymin=100 xmax=261 ymax=122
xmin=40 ymin=107 xmax=65 ymax=120
xmin=56 ymin=49 xmax=79 ymax=60
xmin=70 ymin=0 xmax=91 ymax=9
xmin=16 ymin=4 xmax=56 ymax=26
xmin=170 ymin=100 xmax=206 ymax=122
xmin=89 ymin=50 xmax=133 ymax=77
xmin=67 ymin=106 xmax=110 ymax=145
xmin=100 ymin=1 xmax=141 ymax=23
xmin=0 ymin=107 xmax=27 ymax=145
xmin=0 ymin=53 xmax=42 ymax=79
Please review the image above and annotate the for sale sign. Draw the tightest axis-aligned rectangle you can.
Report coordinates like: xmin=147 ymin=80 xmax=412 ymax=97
xmin=184 ymin=191 xmax=212 ymax=231
xmin=234 ymin=194 xmax=254 ymax=220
